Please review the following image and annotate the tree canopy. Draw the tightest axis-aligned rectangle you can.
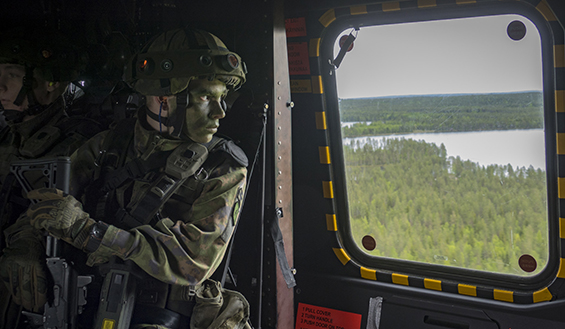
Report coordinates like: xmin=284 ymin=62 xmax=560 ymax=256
xmin=340 ymin=92 xmax=543 ymax=138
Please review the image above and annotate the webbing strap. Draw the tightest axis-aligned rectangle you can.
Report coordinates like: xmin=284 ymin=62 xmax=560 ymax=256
xmin=87 ymin=118 xmax=136 ymax=220
xmin=0 ymin=173 xmax=17 ymax=249
xmin=95 ymin=117 xmax=137 ymax=176
xmin=100 ymin=151 xmax=170 ymax=194
xmin=270 ymin=209 xmax=296 ymax=288
xmin=367 ymin=297 xmax=384 ymax=329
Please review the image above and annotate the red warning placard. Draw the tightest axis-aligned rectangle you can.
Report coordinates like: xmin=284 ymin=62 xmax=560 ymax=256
xmin=295 ymin=303 xmax=362 ymax=329
xmin=285 ymin=17 xmax=307 ymax=37
xmin=288 ymin=42 xmax=310 ymax=75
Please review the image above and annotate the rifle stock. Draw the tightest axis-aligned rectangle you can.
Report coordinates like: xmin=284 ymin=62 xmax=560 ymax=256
xmin=11 ymin=157 xmax=93 ymax=329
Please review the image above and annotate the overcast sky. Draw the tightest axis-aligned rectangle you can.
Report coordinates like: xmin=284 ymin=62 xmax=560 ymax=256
xmin=335 ymin=14 xmax=543 ymax=99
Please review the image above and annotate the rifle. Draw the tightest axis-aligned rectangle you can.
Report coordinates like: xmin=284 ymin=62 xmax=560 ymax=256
xmin=10 ymin=157 xmax=93 ymax=329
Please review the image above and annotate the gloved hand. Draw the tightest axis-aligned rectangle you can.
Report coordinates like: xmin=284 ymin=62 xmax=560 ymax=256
xmin=0 ymin=217 xmax=48 ymax=312
xmin=27 ymin=188 xmax=95 ymax=251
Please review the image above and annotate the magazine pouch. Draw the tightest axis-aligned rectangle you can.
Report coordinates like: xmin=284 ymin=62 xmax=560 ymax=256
xmin=190 ymin=279 xmax=251 ymax=329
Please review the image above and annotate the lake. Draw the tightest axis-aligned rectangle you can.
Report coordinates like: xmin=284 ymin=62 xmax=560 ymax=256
xmin=343 ymin=128 xmax=546 ymax=170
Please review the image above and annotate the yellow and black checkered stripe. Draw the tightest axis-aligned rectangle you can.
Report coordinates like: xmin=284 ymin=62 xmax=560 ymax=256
xmin=290 ymin=0 xmax=565 ymax=304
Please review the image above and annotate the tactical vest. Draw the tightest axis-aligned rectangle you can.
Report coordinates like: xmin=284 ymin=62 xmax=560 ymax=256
xmin=82 ymin=117 xmax=248 ymax=326
xmin=84 ymin=117 xmax=247 ymax=231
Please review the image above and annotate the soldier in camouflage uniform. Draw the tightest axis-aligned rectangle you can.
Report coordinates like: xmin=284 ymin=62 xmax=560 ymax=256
xmin=0 ymin=28 xmax=103 ymax=328
xmin=20 ymin=28 xmax=250 ymax=328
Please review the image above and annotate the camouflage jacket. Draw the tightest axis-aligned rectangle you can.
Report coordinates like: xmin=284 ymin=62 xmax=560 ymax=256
xmin=69 ymin=112 xmax=247 ymax=286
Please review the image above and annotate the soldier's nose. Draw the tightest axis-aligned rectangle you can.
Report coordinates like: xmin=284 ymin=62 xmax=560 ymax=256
xmin=210 ymin=101 xmax=226 ymax=120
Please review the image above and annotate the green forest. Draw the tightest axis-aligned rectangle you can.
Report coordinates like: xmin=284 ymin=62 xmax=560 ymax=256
xmin=341 ymin=92 xmax=548 ymax=276
xmin=340 ymin=92 xmax=543 ymax=138
xmin=346 ymin=139 xmax=548 ymax=275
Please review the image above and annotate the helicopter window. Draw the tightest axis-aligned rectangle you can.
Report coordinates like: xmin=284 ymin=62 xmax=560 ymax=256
xmin=335 ymin=14 xmax=548 ymax=277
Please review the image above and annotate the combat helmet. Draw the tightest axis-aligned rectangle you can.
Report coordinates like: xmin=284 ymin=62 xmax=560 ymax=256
xmin=124 ymin=28 xmax=247 ymax=138
xmin=0 ymin=28 xmax=87 ymax=118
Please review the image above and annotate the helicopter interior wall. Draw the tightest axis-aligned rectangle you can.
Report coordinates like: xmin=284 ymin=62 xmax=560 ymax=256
xmin=285 ymin=0 xmax=565 ymax=328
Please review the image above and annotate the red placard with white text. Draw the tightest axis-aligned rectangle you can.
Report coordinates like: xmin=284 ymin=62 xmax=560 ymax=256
xmin=288 ymin=42 xmax=310 ymax=75
xmin=295 ymin=303 xmax=362 ymax=329
xmin=285 ymin=17 xmax=307 ymax=37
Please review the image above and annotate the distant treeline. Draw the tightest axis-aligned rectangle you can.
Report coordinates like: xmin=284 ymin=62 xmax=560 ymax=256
xmin=346 ymin=138 xmax=548 ymax=275
xmin=340 ymin=92 xmax=543 ymax=138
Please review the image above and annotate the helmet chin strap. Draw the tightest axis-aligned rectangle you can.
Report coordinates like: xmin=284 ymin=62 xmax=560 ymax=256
xmin=13 ymin=65 xmax=34 ymax=107
xmin=145 ymin=88 xmax=188 ymax=139
xmin=2 ymin=109 xmax=25 ymax=122
xmin=3 ymin=89 xmax=49 ymax=124
xmin=169 ymin=88 xmax=188 ymax=139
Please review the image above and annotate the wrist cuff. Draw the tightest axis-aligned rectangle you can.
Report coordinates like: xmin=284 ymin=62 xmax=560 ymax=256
xmin=84 ymin=221 xmax=109 ymax=253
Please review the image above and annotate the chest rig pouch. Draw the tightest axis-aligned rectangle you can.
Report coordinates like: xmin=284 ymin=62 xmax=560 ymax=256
xmin=122 ymin=141 xmax=210 ymax=228
xmin=20 ymin=125 xmax=62 ymax=158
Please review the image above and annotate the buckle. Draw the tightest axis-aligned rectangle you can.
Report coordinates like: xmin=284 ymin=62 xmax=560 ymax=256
xmin=94 ymin=150 xmax=106 ymax=167
xmin=194 ymin=167 xmax=209 ymax=181
xmin=94 ymin=150 xmax=120 ymax=168
xmin=150 ymin=175 xmax=177 ymax=198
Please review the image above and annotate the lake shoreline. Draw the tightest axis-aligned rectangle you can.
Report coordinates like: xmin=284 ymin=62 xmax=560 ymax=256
xmin=343 ymin=128 xmax=545 ymax=170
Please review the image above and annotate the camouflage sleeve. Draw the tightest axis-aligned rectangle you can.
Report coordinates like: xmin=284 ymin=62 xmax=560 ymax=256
xmin=86 ymin=164 xmax=247 ymax=286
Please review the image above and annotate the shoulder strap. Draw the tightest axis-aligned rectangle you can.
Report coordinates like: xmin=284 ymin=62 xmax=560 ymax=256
xmin=0 ymin=125 xmax=11 ymax=142
xmin=0 ymin=173 xmax=17 ymax=249
xmin=85 ymin=118 xmax=136 ymax=219
xmin=93 ymin=117 xmax=137 ymax=180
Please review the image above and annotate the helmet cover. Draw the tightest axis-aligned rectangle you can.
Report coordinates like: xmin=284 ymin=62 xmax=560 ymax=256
xmin=0 ymin=28 xmax=87 ymax=82
xmin=125 ymin=28 xmax=246 ymax=96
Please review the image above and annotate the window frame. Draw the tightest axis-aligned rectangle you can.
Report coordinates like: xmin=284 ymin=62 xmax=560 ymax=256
xmin=321 ymin=1 xmax=559 ymax=291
